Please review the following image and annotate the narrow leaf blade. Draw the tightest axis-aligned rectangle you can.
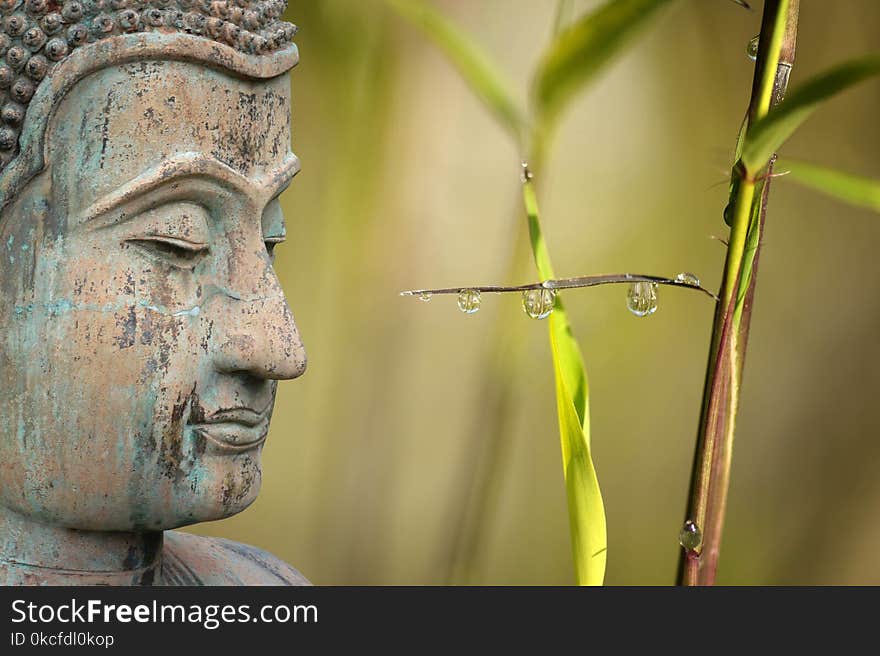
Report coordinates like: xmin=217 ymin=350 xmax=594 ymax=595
xmin=532 ymin=0 xmax=675 ymax=125
xmin=779 ymin=158 xmax=880 ymax=212
xmin=386 ymin=0 xmax=525 ymax=140
xmin=742 ymin=54 xmax=880 ymax=172
xmin=524 ymin=177 xmax=604 ymax=585
xmin=550 ymin=311 xmax=606 ymax=586
xmin=553 ymin=0 xmax=576 ymax=37
xmin=723 ymin=115 xmax=749 ymax=226
xmin=524 ymin=178 xmax=587 ymax=424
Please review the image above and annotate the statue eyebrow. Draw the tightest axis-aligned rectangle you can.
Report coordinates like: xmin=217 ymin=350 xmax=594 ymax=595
xmin=79 ymin=152 xmax=301 ymax=224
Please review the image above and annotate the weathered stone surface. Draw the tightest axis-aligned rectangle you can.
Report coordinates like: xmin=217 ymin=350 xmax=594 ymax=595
xmin=0 ymin=0 xmax=298 ymax=171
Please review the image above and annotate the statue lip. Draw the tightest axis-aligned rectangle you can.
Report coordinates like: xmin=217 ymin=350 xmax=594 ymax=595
xmin=190 ymin=404 xmax=273 ymax=452
xmin=200 ymin=406 xmax=272 ymax=428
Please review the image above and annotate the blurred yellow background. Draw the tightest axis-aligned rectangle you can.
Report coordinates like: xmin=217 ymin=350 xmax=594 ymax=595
xmin=189 ymin=0 xmax=880 ymax=585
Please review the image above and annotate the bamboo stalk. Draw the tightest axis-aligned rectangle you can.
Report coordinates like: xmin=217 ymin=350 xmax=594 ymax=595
xmin=677 ymin=0 xmax=799 ymax=586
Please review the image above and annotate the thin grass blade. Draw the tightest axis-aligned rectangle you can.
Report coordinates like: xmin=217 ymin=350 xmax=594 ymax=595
xmin=550 ymin=314 xmax=606 ymax=585
xmin=553 ymin=0 xmax=576 ymax=36
xmin=524 ymin=177 xmax=604 ymax=585
xmin=742 ymin=54 xmax=880 ymax=173
xmin=385 ymin=0 xmax=525 ymax=141
xmin=723 ymin=115 xmax=750 ymax=226
xmin=778 ymin=158 xmax=880 ymax=212
xmin=532 ymin=0 xmax=676 ymax=126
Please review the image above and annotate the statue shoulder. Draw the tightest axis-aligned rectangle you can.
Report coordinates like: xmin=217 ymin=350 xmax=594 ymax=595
xmin=162 ymin=531 xmax=311 ymax=586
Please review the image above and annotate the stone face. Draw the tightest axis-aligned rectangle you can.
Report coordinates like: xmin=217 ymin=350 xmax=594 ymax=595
xmin=0 ymin=5 xmax=308 ymax=586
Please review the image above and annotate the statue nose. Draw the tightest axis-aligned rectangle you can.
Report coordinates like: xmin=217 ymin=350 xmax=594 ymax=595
xmin=212 ymin=278 xmax=307 ymax=381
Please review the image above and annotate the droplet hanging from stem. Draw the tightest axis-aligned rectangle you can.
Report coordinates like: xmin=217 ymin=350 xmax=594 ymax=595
xmin=522 ymin=288 xmax=556 ymax=320
xmin=675 ymin=272 xmax=701 ymax=287
xmin=747 ymin=34 xmax=760 ymax=61
xmin=679 ymin=520 xmax=703 ymax=553
xmin=457 ymin=289 xmax=481 ymax=315
xmin=626 ymin=282 xmax=658 ymax=317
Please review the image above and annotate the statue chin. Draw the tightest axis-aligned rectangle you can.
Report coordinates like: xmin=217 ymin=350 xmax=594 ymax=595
xmin=1 ymin=449 xmax=264 ymax=533
xmin=0 ymin=3 xmax=309 ymax=586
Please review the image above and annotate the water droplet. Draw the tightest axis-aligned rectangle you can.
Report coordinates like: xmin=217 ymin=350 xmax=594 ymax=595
xmin=419 ymin=292 xmax=432 ymax=302
xmin=746 ymin=34 xmax=759 ymax=61
xmin=457 ymin=289 xmax=481 ymax=315
xmin=626 ymin=282 xmax=658 ymax=317
xmin=522 ymin=288 xmax=556 ymax=320
xmin=520 ymin=161 xmax=533 ymax=183
xmin=675 ymin=272 xmax=701 ymax=287
xmin=679 ymin=520 xmax=703 ymax=552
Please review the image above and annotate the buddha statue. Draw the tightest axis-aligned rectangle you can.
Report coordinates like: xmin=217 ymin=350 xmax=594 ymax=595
xmin=0 ymin=0 xmax=309 ymax=585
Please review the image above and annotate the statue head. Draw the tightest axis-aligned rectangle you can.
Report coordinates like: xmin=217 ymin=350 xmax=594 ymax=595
xmin=0 ymin=0 xmax=305 ymax=532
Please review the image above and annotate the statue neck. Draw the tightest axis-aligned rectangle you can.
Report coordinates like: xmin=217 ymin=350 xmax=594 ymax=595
xmin=0 ymin=506 xmax=162 ymax=585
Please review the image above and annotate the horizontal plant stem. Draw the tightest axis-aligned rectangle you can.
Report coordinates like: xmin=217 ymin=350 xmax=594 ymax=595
xmin=401 ymin=273 xmax=718 ymax=300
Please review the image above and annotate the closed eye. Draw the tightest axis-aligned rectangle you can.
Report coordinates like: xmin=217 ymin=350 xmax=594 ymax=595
xmin=125 ymin=235 xmax=210 ymax=269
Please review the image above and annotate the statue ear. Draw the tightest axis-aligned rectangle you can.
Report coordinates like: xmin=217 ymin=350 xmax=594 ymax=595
xmin=0 ymin=168 xmax=52 ymax=278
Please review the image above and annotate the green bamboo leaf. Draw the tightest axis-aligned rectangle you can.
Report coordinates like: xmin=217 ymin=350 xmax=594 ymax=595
xmin=523 ymin=177 xmax=556 ymax=281
xmin=524 ymin=177 xmax=604 ymax=585
xmin=553 ymin=0 xmax=576 ymax=37
xmin=550 ymin=314 xmax=606 ymax=586
xmin=734 ymin=173 xmax=768 ymax=317
xmin=385 ymin=0 xmax=526 ymax=141
xmin=532 ymin=0 xmax=676 ymax=126
xmin=524 ymin=178 xmax=587 ymax=421
xmin=742 ymin=54 xmax=880 ymax=173
xmin=778 ymin=158 xmax=880 ymax=212
xmin=723 ymin=115 xmax=749 ymax=226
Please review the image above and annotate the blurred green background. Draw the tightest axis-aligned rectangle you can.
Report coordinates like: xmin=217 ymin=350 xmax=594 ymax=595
xmin=189 ymin=0 xmax=880 ymax=585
